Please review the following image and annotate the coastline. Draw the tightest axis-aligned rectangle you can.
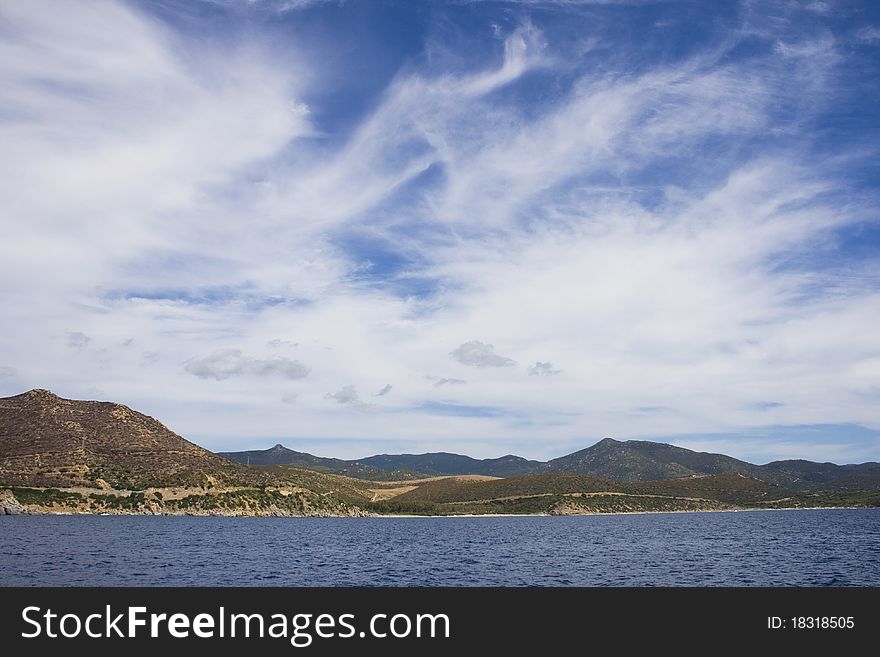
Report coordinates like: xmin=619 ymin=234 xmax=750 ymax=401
xmin=3 ymin=505 xmax=874 ymax=519
xmin=351 ymin=506 xmax=875 ymax=518
xmin=3 ymin=485 xmax=875 ymax=518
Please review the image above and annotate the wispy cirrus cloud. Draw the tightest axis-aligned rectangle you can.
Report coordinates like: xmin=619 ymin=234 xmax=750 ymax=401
xmin=855 ymin=26 xmax=880 ymax=43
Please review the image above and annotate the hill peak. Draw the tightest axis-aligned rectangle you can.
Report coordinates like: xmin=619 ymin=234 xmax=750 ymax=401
xmin=23 ymin=388 xmax=60 ymax=400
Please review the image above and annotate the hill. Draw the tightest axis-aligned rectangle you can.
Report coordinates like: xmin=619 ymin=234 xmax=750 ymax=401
xmin=758 ymin=460 xmax=880 ymax=491
xmin=0 ymin=389 xmax=242 ymax=489
xmin=219 ymin=443 xmax=355 ymax=469
xmin=545 ymin=439 xmax=880 ymax=491
xmin=541 ymin=438 xmax=766 ymax=481
xmin=395 ymin=473 xmax=618 ymax=504
xmin=377 ymin=471 xmax=879 ymax=515
xmin=357 ymin=452 xmax=541 ymax=477
xmin=0 ymin=389 xmax=367 ymax=516
xmin=394 ymin=472 xmax=788 ymax=506
xmin=221 ymin=446 xmax=541 ymax=479
xmin=219 ymin=445 xmax=429 ymax=481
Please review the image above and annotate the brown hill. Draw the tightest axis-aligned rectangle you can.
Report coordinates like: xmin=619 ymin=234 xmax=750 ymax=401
xmin=395 ymin=472 xmax=619 ymax=503
xmin=393 ymin=471 xmax=789 ymax=506
xmin=0 ymin=389 xmax=242 ymax=489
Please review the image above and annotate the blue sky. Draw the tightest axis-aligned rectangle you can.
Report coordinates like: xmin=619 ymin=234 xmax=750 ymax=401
xmin=1 ymin=0 xmax=879 ymax=464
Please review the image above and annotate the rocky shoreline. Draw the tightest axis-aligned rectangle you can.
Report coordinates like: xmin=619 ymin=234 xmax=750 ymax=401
xmin=0 ymin=488 xmax=370 ymax=518
xmin=0 ymin=489 xmax=27 ymax=515
xmin=4 ymin=487 xmax=873 ymax=518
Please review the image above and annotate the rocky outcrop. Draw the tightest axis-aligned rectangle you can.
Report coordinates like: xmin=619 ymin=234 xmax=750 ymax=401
xmin=1 ymin=489 xmax=27 ymax=515
xmin=0 ymin=485 xmax=373 ymax=517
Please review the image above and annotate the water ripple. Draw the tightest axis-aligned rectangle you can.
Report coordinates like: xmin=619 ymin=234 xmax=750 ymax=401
xmin=1 ymin=509 xmax=878 ymax=586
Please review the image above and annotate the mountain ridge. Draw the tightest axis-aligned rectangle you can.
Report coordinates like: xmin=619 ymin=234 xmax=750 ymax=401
xmin=223 ymin=436 xmax=880 ymax=490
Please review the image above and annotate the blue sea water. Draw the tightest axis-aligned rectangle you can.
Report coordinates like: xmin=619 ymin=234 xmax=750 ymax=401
xmin=1 ymin=509 xmax=878 ymax=586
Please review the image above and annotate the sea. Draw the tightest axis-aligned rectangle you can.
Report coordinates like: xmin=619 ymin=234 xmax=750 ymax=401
xmin=1 ymin=509 xmax=878 ymax=586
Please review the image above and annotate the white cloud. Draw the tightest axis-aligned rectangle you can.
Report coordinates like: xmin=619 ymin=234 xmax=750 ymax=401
xmin=66 ymin=332 xmax=91 ymax=350
xmin=375 ymin=384 xmax=393 ymax=396
xmin=185 ymin=349 xmax=310 ymax=381
xmin=431 ymin=377 xmax=467 ymax=387
xmin=855 ymin=26 xmax=880 ymax=43
xmin=0 ymin=0 xmax=313 ymax=314
xmin=0 ymin=366 xmax=15 ymax=378
xmin=459 ymin=22 xmax=546 ymax=96
xmin=528 ymin=362 xmax=561 ymax=376
xmin=804 ymin=1 xmax=830 ymax=14
xmin=450 ymin=341 xmax=516 ymax=368
xmin=267 ymin=339 xmax=299 ymax=349
xmin=325 ymin=385 xmax=359 ymax=404
xmin=774 ymin=35 xmax=836 ymax=60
